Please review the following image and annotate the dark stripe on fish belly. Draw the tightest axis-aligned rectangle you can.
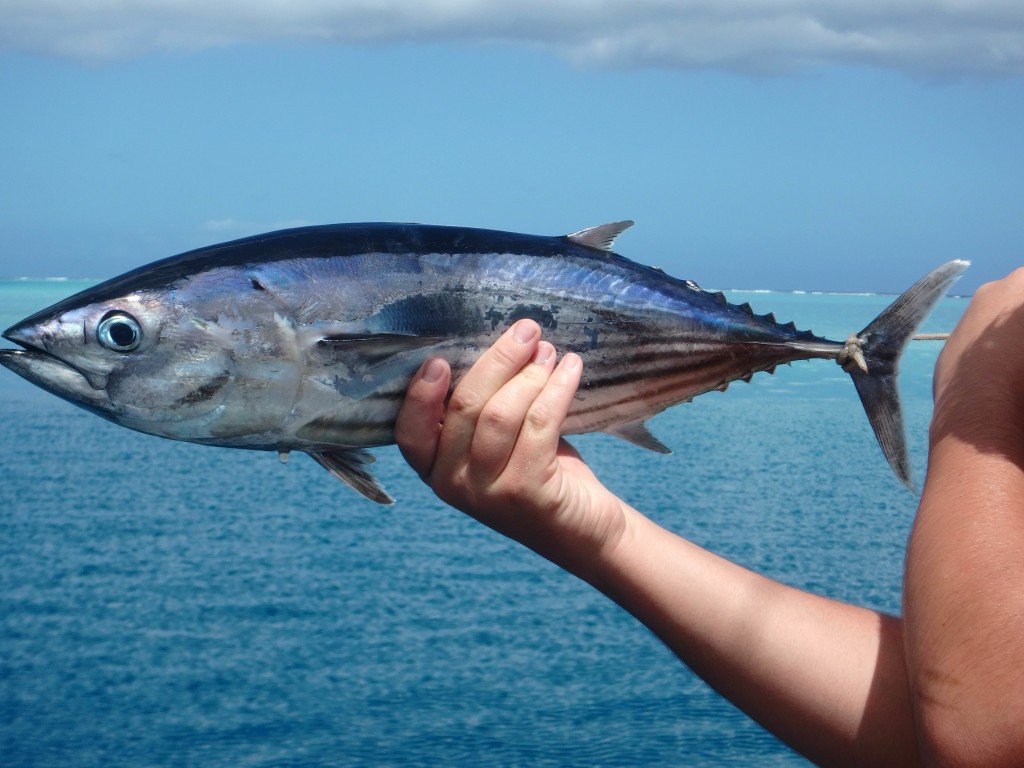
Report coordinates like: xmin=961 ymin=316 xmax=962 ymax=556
xmin=563 ymin=341 xmax=824 ymax=432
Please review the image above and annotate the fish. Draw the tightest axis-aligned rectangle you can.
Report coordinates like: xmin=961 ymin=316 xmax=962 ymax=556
xmin=0 ymin=221 xmax=967 ymax=504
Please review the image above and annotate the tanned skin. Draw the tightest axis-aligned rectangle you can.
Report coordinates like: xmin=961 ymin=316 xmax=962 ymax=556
xmin=395 ymin=271 xmax=1024 ymax=767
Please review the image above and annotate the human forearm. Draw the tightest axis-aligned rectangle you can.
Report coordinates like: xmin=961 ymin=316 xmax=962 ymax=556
xmin=396 ymin=321 xmax=919 ymax=766
xmin=901 ymin=271 xmax=1024 ymax=766
xmin=569 ymin=507 xmax=919 ymax=768
xmin=904 ymin=435 xmax=1024 ymax=766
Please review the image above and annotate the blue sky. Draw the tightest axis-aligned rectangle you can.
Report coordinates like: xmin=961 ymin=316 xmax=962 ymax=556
xmin=1 ymin=2 xmax=1022 ymax=293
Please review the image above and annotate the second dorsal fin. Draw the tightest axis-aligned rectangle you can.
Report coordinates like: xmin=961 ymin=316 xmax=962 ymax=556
xmin=566 ymin=221 xmax=634 ymax=253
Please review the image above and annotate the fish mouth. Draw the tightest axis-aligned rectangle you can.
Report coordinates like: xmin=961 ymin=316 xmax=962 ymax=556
xmin=2 ymin=323 xmax=52 ymax=367
xmin=3 ymin=321 xmax=55 ymax=360
xmin=1 ymin=326 xmax=111 ymax=406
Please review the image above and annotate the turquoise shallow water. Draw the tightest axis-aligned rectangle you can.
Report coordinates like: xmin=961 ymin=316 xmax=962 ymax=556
xmin=0 ymin=280 xmax=967 ymax=766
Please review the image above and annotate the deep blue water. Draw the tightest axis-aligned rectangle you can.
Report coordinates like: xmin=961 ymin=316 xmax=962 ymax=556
xmin=0 ymin=279 xmax=967 ymax=766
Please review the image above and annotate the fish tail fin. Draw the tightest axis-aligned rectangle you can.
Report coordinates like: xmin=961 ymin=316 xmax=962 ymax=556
xmin=839 ymin=260 xmax=969 ymax=488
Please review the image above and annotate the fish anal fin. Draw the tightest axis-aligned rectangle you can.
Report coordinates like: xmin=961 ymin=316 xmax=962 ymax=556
xmin=604 ymin=419 xmax=671 ymax=454
xmin=308 ymin=449 xmax=394 ymax=505
xmin=566 ymin=221 xmax=634 ymax=253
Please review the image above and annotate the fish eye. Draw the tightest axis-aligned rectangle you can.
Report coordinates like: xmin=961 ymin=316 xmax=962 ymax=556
xmin=97 ymin=312 xmax=142 ymax=352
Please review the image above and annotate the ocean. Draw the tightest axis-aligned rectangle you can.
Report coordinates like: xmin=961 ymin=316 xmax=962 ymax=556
xmin=0 ymin=279 xmax=967 ymax=767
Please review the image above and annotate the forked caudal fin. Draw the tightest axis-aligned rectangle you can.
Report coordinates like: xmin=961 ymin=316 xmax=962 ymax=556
xmin=839 ymin=260 xmax=969 ymax=489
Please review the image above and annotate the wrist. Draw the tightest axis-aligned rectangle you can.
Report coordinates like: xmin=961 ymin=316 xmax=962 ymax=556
xmin=533 ymin=495 xmax=638 ymax=592
xmin=567 ymin=501 xmax=662 ymax=598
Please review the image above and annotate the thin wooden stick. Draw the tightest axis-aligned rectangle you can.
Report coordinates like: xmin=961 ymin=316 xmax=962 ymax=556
xmin=913 ymin=333 xmax=951 ymax=341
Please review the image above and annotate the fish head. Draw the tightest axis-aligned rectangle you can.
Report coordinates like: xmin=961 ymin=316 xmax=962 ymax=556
xmin=1 ymin=269 xmax=304 ymax=444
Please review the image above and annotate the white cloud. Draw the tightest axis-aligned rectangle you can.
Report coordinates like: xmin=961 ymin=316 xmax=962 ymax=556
xmin=1 ymin=0 xmax=1022 ymax=77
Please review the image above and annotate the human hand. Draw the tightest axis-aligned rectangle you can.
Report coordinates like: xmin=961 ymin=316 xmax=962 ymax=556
xmin=395 ymin=320 xmax=632 ymax=576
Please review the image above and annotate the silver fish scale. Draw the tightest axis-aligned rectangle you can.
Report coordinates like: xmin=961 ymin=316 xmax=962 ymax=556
xmin=0 ymin=222 xmax=968 ymax=502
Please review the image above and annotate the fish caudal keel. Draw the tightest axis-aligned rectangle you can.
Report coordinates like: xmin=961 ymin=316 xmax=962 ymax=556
xmin=838 ymin=334 xmax=869 ymax=374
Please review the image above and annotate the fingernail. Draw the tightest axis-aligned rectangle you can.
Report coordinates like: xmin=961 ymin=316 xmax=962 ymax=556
xmin=421 ymin=357 xmax=446 ymax=384
xmin=513 ymin=319 xmax=539 ymax=344
xmin=562 ymin=353 xmax=582 ymax=373
xmin=531 ymin=342 xmax=553 ymax=365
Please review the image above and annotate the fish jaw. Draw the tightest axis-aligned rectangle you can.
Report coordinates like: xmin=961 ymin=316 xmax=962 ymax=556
xmin=0 ymin=348 xmax=112 ymax=417
xmin=1 ymin=280 xmax=307 ymax=447
xmin=4 ymin=311 xmax=114 ymax=390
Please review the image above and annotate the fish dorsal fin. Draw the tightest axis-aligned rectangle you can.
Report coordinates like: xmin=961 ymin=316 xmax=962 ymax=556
xmin=604 ymin=419 xmax=672 ymax=454
xmin=566 ymin=221 xmax=634 ymax=253
xmin=308 ymin=449 xmax=394 ymax=505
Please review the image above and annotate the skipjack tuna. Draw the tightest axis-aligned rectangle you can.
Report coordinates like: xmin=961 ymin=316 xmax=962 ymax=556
xmin=0 ymin=222 xmax=967 ymax=503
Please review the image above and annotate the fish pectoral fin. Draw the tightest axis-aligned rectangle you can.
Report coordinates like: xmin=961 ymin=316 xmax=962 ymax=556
xmin=308 ymin=449 xmax=394 ymax=505
xmin=314 ymin=334 xmax=449 ymax=401
xmin=565 ymin=221 xmax=634 ymax=253
xmin=317 ymin=334 xmax=447 ymax=364
xmin=604 ymin=419 xmax=672 ymax=454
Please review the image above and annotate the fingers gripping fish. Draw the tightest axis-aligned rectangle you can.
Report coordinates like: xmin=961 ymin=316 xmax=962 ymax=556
xmin=0 ymin=222 xmax=967 ymax=503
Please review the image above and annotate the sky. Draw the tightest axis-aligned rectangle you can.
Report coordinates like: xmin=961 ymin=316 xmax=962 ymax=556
xmin=1 ymin=1 xmax=1022 ymax=293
